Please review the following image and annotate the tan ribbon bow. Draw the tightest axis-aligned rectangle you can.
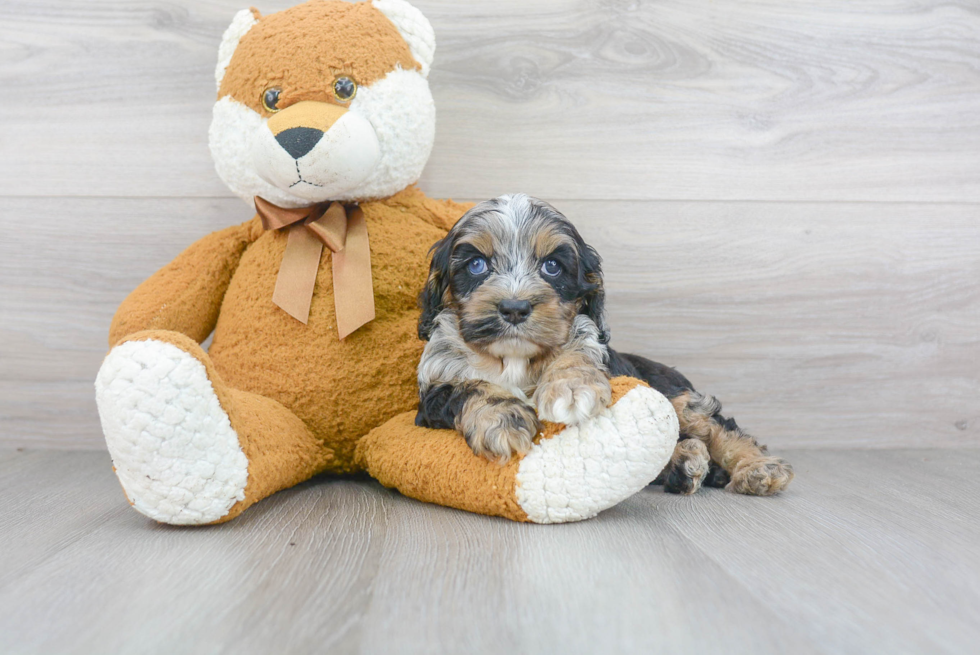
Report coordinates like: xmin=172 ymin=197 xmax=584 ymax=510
xmin=255 ymin=196 xmax=376 ymax=340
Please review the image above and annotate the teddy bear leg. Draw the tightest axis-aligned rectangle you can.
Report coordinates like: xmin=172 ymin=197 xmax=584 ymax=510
xmin=95 ymin=330 xmax=333 ymax=525
xmin=356 ymin=377 xmax=679 ymax=523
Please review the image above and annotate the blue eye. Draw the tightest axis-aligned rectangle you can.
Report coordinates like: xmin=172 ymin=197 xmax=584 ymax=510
xmin=541 ymin=259 xmax=561 ymax=277
xmin=467 ymin=257 xmax=488 ymax=275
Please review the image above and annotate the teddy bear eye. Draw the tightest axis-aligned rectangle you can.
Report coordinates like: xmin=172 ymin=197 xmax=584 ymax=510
xmin=333 ymin=76 xmax=357 ymax=102
xmin=262 ymin=87 xmax=281 ymax=113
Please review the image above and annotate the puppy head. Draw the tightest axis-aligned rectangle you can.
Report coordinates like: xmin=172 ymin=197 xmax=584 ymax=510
xmin=419 ymin=194 xmax=609 ymax=355
xmin=209 ymin=0 xmax=436 ymax=208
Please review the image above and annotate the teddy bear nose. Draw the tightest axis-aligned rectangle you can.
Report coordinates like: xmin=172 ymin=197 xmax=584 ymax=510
xmin=498 ymin=299 xmax=532 ymax=325
xmin=275 ymin=127 xmax=324 ymax=159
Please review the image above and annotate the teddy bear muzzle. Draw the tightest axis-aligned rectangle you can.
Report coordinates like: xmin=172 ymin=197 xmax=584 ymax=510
xmin=251 ymin=100 xmax=382 ymax=202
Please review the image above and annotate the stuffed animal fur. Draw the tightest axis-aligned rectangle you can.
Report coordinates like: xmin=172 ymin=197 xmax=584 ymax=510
xmin=94 ymin=0 xmax=679 ymax=525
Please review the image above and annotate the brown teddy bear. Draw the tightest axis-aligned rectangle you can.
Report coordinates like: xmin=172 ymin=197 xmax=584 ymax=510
xmin=94 ymin=0 xmax=679 ymax=525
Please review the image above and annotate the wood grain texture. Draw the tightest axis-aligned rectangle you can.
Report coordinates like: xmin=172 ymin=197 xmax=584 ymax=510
xmin=0 ymin=0 xmax=977 ymax=201
xmin=1 ymin=0 xmax=978 ymax=449
xmin=0 ymin=450 xmax=129 ymax=588
xmin=0 ymin=448 xmax=977 ymax=654
xmin=0 ymin=196 xmax=250 ymax=448
xmin=2 ymin=197 xmax=976 ymax=449
xmin=1 ymin=2 xmax=977 ymax=651
xmin=577 ymin=200 xmax=980 ymax=449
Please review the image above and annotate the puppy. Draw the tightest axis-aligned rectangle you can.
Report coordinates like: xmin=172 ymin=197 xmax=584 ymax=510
xmin=415 ymin=194 xmax=793 ymax=496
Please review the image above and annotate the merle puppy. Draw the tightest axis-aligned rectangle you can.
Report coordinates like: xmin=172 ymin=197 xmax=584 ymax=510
xmin=414 ymin=194 xmax=793 ymax=496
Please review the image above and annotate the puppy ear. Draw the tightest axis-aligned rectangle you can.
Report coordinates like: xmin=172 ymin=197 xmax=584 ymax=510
xmin=417 ymin=235 xmax=454 ymax=341
xmin=578 ymin=242 xmax=610 ymax=344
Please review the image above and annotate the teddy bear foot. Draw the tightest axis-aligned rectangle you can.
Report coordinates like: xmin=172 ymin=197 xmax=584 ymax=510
xmin=358 ymin=378 xmax=679 ymax=523
xmin=514 ymin=381 xmax=679 ymax=523
xmin=95 ymin=339 xmax=249 ymax=525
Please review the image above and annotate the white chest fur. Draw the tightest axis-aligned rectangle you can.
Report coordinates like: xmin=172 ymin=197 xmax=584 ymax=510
xmin=468 ymin=354 xmax=534 ymax=401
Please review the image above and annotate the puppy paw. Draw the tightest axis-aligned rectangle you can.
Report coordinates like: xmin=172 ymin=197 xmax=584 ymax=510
xmin=661 ymin=439 xmax=710 ymax=495
xmin=727 ymin=457 xmax=794 ymax=496
xmin=533 ymin=368 xmax=612 ymax=425
xmin=459 ymin=397 xmax=540 ymax=464
xmin=704 ymin=461 xmax=731 ymax=488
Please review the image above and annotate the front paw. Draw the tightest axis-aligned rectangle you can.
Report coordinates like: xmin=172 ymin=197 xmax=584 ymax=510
xmin=727 ymin=457 xmax=794 ymax=495
xmin=533 ymin=368 xmax=612 ymax=425
xmin=459 ymin=397 xmax=540 ymax=464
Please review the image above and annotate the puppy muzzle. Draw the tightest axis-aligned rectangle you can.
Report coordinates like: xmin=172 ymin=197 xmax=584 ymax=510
xmin=498 ymin=298 xmax=532 ymax=325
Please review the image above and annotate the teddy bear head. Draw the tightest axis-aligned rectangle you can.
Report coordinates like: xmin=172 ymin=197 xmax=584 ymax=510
xmin=209 ymin=0 xmax=436 ymax=208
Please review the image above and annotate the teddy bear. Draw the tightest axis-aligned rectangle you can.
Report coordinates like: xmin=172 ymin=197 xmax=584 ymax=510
xmin=94 ymin=0 xmax=679 ymax=526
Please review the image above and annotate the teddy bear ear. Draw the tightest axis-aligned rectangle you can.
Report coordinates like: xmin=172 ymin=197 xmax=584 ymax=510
xmin=372 ymin=0 xmax=436 ymax=78
xmin=215 ymin=8 xmax=261 ymax=92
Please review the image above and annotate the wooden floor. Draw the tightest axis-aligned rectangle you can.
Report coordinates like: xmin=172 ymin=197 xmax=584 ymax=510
xmin=1 ymin=448 xmax=977 ymax=655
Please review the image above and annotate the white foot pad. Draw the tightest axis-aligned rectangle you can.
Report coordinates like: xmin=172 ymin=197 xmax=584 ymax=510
xmin=515 ymin=385 xmax=678 ymax=524
xmin=95 ymin=339 xmax=249 ymax=525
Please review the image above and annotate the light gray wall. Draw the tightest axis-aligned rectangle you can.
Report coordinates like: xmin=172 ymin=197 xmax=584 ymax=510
xmin=1 ymin=0 xmax=977 ymax=449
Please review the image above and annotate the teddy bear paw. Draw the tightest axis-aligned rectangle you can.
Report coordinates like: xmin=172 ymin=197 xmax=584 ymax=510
xmin=514 ymin=383 xmax=678 ymax=523
xmin=95 ymin=339 xmax=249 ymax=525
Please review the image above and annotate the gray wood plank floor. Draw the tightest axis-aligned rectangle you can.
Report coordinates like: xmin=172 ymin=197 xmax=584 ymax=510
xmin=1 ymin=448 xmax=977 ymax=655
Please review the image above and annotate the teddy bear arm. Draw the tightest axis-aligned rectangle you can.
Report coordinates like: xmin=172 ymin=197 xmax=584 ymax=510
xmin=108 ymin=219 xmax=258 ymax=347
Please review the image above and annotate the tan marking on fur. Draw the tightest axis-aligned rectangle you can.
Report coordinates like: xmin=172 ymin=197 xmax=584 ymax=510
xmin=671 ymin=392 xmax=793 ymax=495
xmin=458 ymin=382 xmax=539 ymax=464
xmin=671 ymin=391 xmax=721 ymax=441
xmin=418 ymin=195 xmax=619 ymax=457
xmin=481 ymin=214 xmax=514 ymax=255
xmin=715 ymin=437 xmax=770 ymax=473
xmin=526 ymin=295 xmax=579 ymax=347
xmin=459 ymin=290 xmax=503 ymax=330
xmin=533 ymin=225 xmax=574 ymax=260
xmin=441 ymin=200 xmax=584 ymax=359
xmin=671 ymin=392 xmax=742 ymax=469
xmin=218 ymin=1 xmax=419 ymax=114
xmin=458 ymin=279 xmax=575 ymax=356
xmin=729 ymin=457 xmax=795 ymax=495
xmin=456 ymin=231 xmax=495 ymax=258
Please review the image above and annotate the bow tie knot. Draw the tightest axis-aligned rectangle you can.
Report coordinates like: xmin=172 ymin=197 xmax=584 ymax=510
xmin=254 ymin=196 xmax=376 ymax=339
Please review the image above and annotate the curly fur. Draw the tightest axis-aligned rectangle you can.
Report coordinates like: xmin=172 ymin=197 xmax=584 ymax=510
xmin=415 ymin=195 xmax=794 ymax=494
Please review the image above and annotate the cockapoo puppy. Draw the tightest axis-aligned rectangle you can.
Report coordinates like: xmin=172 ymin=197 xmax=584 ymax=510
xmin=415 ymin=194 xmax=793 ymax=496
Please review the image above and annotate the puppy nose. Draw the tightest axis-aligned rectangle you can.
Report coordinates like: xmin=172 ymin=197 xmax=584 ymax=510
xmin=275 ymin=127 xmax=324 ymax=159
xmin=498 ymin=299 xmax=532 ymax=325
